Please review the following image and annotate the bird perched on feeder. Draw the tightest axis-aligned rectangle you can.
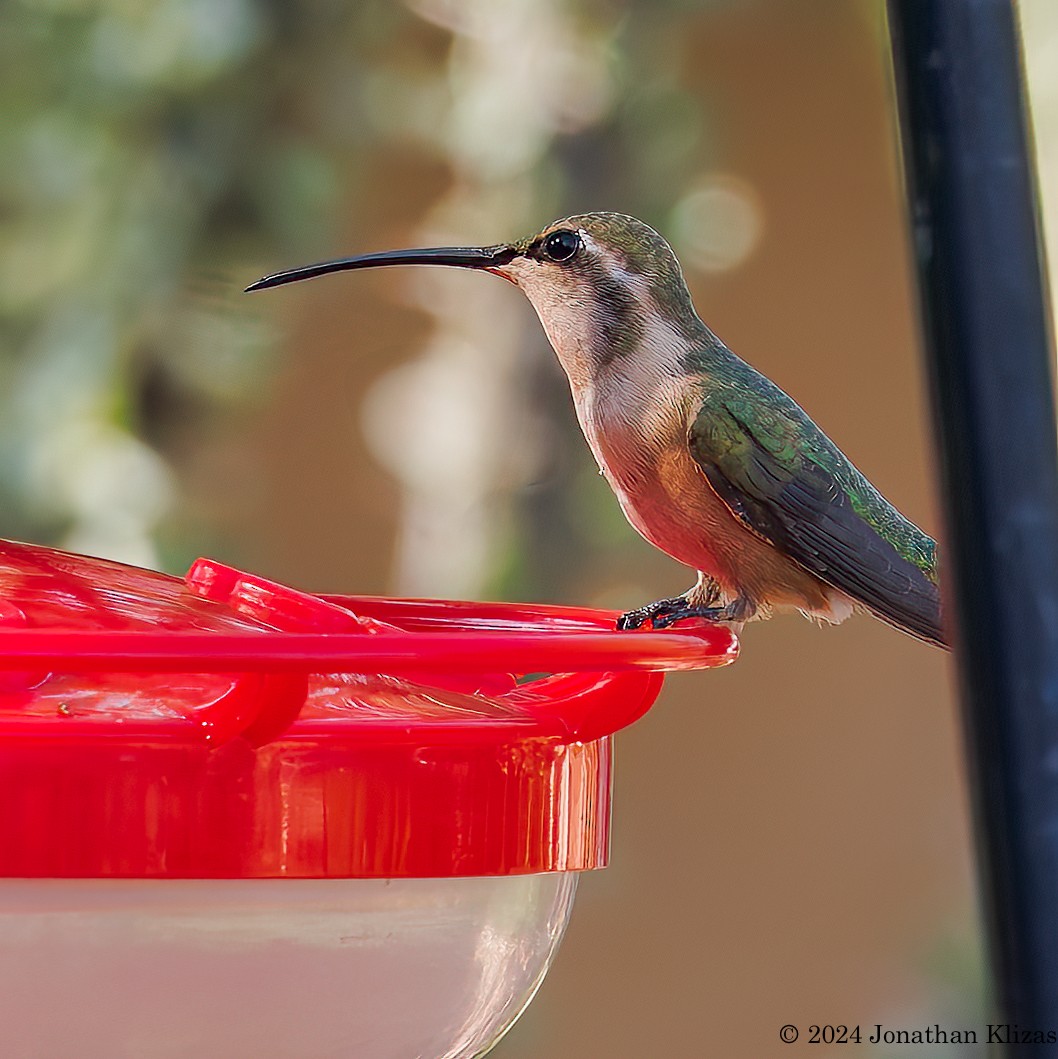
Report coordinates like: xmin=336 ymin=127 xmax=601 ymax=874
xmin=248 ymin=212 xmax=945 ymax=648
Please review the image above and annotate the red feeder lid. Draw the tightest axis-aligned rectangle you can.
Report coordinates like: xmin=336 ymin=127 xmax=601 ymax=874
xmin=0 ymin=541 xmax=737 ymax=878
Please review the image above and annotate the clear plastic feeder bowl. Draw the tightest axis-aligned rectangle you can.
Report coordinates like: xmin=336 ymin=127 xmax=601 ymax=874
xmin=0 ymin=542 xmax=736 ymax=1058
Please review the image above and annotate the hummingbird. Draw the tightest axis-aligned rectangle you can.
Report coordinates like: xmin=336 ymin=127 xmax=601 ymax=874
xmin=247 ymin=213 xmax=946 ymax=648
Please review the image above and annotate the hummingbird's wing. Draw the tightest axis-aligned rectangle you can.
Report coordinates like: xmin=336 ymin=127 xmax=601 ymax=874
xmin=688 ymin=391 xmax=945 ymax=647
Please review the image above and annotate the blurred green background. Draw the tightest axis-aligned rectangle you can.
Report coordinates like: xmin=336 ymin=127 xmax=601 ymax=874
xmin=4 ymin=0 xmax=1058 ymax=1054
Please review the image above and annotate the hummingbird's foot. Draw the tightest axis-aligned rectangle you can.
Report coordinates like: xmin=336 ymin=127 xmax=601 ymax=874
xmin=617 ymin=593 xmax=754 ymax=631
xmin=617 ymin=595 xmax=691 ymax=631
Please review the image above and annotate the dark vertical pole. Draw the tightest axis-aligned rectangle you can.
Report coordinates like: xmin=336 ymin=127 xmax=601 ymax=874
xmin=888 ymin=0 xmax=1058 ymax=1044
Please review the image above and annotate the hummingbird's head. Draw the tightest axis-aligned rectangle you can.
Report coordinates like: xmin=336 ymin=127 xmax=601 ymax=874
xmin=247 ymin=211 xmax=704 ymax=391
xmin=495 ymin=214 xmax=704 ymax=386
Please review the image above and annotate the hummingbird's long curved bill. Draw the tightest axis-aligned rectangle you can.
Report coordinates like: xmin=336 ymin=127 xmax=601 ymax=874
xmin=245 ymin=244 xmax=518 ymax=292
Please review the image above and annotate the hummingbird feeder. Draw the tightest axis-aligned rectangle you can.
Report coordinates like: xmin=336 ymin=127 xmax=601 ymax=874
xmin=0 ymin=540 xmax=735 ymax=1057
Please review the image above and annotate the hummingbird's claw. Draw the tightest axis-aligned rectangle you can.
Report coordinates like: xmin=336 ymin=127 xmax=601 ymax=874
xmin=617 ymin=593 xmax=753 ymax=631
xmin=617 ymin=596 xmax=689 ymax=631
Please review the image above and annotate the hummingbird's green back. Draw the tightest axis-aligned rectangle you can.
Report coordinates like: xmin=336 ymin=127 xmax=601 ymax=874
xmin=686 ymin=337 xmax=943 ymax=645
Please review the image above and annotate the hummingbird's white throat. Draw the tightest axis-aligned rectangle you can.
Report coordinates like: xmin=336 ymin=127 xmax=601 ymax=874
xmin=498 ymin=230 xmax=688 ymax=397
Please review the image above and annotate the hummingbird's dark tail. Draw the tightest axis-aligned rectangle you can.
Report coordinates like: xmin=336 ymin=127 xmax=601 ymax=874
xmin=857 ymin=558 xmax=947 ymax=649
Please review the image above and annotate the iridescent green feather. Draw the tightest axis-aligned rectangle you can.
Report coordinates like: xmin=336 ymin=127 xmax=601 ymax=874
xmin=686 ymin=341 xmax=943 ymax=645
xmin=720 ymin=380 xmax=938 ymax=582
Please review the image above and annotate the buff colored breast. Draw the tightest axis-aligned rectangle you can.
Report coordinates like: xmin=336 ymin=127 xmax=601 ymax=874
xmin=577 ymin=375 xmax=843 ymax=619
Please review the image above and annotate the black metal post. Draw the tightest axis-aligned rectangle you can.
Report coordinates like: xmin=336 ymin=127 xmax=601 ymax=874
xmin=888 ymin=0 xmax=1058 ymax=1045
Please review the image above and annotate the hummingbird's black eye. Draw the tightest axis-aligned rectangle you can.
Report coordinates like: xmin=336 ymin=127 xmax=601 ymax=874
xmin=541 ymin=229 xmax=581 ymax=262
